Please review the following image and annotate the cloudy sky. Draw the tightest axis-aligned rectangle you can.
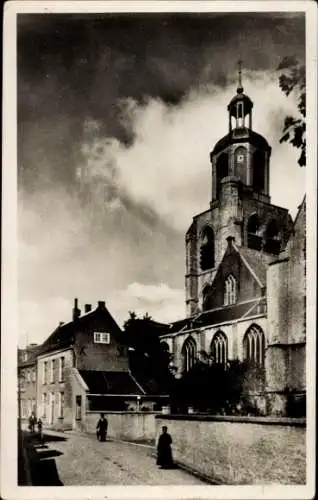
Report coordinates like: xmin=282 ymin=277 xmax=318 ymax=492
xmin=18 ymin=11 xmax=306 ymax=346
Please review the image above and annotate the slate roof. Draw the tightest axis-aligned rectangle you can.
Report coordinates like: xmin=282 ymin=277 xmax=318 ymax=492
xmin=165 ymin=298 xmax=266 ymax=335
xmin=236 ymin=246 xmax=268 ymax=287
xmin=37 ymin=304 xmax=124 ymax=357
xmin=211 ymin=128 xmax=271 ymax=156
xmin=79 ymin=370 xmax=144 ymax=396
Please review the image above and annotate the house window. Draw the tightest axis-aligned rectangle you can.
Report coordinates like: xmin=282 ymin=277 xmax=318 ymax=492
xmin=243 ymin=324 xmax=265 ymax=367
xmin=32 ymin=368 xmax=36 ymax=383
xmin=224 ymin=274 xmax=237 ymax=306
xmin=94 ymin=332 xmax=110 ymax=344
xmin=43 ymin=361 xmax=48 ymax=385
xmin=21 ymin=400 xmax=27 ymax=419
xmin=27 ymin=399 xmax=32 ymax=416
xmin=42 ymin=393 xmax=47 ymax=418
xmin=50 ymin=359 xmax=55 ymax=384
xmin=59 ymin=357 xmax=65 ymax=382
xmin=26 ymin=369 xmax=30 ymax=382
xmin=210 ymin=331 xmax=228 ymax=364
xmin=58 ymin=392 xmax=64 ymax=418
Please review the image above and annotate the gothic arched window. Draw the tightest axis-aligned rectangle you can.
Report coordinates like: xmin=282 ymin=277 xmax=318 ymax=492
xmin=253 ymin=150 xmax=266 ymax=192
xmin=263 ymin=219 xmax=281 ymax=255
xmin=224 ymin=274 xmax=237 ymax=306
xmin=200 ymin=226 xmax=215 ymax=271
xmin=247 ymin=213 xmax=262 ymax=250
xmin=243 ymin=324 xmax=265 ymax=367
xmin=216 ymin=153 xmax=229 ymax=197
xmin=210 ymin=331 xmax=228 ymax=364
xmin=234 ymin=146 xmax=247 ymax=181
xmin=181 ymin=336 xmax=197 ymax=373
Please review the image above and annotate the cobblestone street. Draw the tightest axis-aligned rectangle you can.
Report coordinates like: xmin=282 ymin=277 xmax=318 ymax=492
xmin=36 ymin=431 xmax=207 ymax=485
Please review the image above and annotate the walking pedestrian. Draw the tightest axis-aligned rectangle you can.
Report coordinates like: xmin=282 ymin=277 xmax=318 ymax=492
xmin=96 ymin=413 xmax=108 ymax=442
xmin=28 ymin=412 xmax=36 ymax=433
xmin=156 ymin=426 xmax=174 ymax=469
xmin=37 ymin=418 xmax=43 ymax=441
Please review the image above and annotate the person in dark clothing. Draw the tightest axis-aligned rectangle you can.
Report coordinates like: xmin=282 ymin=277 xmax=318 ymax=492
xmin=156 ymin=426 xmax=174 ymax=469
xmin=96 ymin=413 xmax=108 ymax=442
xmin=28 ymin=413 xmax=36 ymax=433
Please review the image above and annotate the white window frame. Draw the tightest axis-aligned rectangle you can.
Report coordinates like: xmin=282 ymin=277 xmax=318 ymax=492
xmin=59 ymin=357 xmax=65 ymax=382
xmin=50 ymin=359 xmax=55 ymax=384
xmin=94 ymin=332 xmax=110 ymax=344
xmin=43 ymin=361 xmax=48 ymax=385
xmin=42 ymin=392 xmax=47 ymax=417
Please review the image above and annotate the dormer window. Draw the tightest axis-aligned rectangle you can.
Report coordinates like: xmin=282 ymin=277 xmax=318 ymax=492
xmin=224 ymin=274 xmax=237 ymax=306
xmin=94 ymin=332 xmax=110 ymax=344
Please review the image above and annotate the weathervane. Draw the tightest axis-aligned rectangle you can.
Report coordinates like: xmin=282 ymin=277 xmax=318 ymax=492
xmin=237 ymin=59 xmax=243 ymax=93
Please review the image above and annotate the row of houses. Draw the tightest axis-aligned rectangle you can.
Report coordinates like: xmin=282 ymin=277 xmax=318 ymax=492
xmin=18 ymin=300 xmax=168 ymax=431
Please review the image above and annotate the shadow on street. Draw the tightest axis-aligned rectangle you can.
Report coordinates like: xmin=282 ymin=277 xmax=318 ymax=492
xmin=18 ymin=430 xmax=66 ymax=486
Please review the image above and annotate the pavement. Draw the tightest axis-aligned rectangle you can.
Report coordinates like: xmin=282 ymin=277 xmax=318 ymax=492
xmin=27 ymin=430 xmax=207 ymax=486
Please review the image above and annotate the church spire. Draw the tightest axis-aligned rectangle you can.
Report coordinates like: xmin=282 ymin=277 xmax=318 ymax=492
xmin=237 ymin=59 xmax=243 ymax=94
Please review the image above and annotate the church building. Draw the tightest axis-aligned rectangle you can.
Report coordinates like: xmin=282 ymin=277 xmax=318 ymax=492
xmin=159 ymin=68 xmax=306 ymax=417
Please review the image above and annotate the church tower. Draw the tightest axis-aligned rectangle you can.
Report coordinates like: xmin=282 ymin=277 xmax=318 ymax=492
xmin=185 ymin=63 xmax=293 ymax=316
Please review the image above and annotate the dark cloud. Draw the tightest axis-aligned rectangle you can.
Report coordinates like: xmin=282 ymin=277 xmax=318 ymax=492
xmin=18 ymin=12 xmax=305 ymax=189
xmin=17 ymin=12 xmax=306 ymax=342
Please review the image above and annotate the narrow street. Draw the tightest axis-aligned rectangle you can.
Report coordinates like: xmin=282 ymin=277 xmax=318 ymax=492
xmin=32 ymin=430 xmax=207 ymax=485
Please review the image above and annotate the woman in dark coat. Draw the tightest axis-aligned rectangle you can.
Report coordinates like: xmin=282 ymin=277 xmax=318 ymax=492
xmin=156 ymin=426 xmax=174 ymax=469
xmin=96 ymin=413 xmax=108 ymax=442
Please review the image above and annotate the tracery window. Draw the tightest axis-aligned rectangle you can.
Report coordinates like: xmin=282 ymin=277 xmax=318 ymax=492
xmin=210 ymin=331 xmax=228 ymax=365
xmin=224 ymin=274 xmax=237 ymax=306
xmin=263 ymin=219 xmax=281 ymax=255
xmin=243 ymin=324 xmax=265 ymax=367
xmin=247 ymin=213 xmax=262 ymax=250
xmin=200 ymin=226 xmax=215 ymax=271
xmin=181 ymin=337 xmax=197 ymax=373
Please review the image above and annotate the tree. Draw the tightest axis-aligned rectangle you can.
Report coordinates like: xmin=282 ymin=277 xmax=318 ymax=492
xmin=123 ymin=312 xmax=175 ymax=391
xmin=278 ymin=56 xmax=306 ymax=166
xmin=171 ymin=357 xmax=251 ymax=414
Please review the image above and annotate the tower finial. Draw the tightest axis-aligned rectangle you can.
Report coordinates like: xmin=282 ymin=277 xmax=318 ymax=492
xmin=237 ymin=59 xmax=243 ymax=94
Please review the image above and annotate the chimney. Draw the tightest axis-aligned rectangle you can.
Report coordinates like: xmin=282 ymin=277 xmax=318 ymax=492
xmin=97 ymin=300 xmax=106 ymax=309
xmin=84 ymin=304 xmax=92 ymax=313
xmin=73 ymin=298 xmax=81 ymax=321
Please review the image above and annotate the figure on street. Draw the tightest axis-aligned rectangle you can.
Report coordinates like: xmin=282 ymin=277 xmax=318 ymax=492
xmin=28 ymin=412 xmax=37 ymax=433
xmin=37 ymin=418 xmax=43 ymax=441
xmin=96 ymin=413 xmax=108 ymax=442
xmin=156 ymin=426 xmax=174 ymax=469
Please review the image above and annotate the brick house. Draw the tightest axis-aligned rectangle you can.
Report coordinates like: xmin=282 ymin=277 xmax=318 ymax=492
xmin=35 ymin=299 xmax=158 ymax=430
xmin=18 ymin=344 xmax=39 ymax=422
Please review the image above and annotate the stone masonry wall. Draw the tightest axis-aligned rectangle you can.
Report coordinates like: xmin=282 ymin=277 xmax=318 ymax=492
xmin=84 ymin=411 xmax=157 ymax=442
xmin=156 ymin=415 xmax=306 ymax=485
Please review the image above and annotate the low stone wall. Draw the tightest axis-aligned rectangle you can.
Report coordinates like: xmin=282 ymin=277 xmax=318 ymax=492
xmin=85 ymin=411 xmax=157 ymax=442
xmin=156 ymin=414 xmax=306 ymax=485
